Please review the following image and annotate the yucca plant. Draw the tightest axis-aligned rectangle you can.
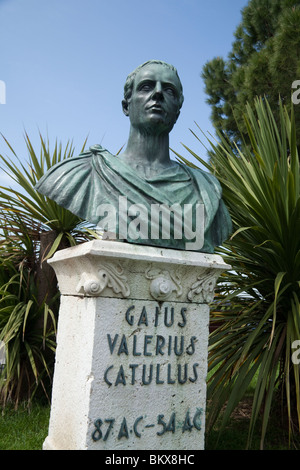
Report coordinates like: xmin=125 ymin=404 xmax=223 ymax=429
xmin=174 ymin=98 xmax=300 ymax=449
xmin=0 ymin=132 xmax=87 ymax=250
xmin=0 ymin=214 xmax=56 ymax=407
xmin=0 ymin=133 xmax=90 ymax=406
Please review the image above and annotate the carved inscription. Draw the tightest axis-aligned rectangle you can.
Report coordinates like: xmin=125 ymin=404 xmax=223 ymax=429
xmin=91 ymin=408 xmax=203 ymax=442
xmin=103 ymin=304 xmax=200 ymax=387
xmin=91 ymin=301 xmax=206 ymax=445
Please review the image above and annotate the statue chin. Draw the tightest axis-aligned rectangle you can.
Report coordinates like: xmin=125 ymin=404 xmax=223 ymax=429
xmin=131 ymin=117 xmax=176 ymax=137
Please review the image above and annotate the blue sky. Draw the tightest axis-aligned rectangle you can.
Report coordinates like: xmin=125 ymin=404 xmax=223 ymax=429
xmin=0 ymin=0 xmax=248 ymax=187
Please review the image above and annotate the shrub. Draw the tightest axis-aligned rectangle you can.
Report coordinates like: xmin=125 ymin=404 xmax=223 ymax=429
xmin=174 ymin=98 xmax=300 ymax=448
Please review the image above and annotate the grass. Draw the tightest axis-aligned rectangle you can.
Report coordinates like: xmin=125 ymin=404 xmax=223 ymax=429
xmin=206 ymin=368 xmax=300 ymax=450
xmin=206 ymin=397 xmax=300 ymax=450
xmin=0 ymin=398 xmax=298 ymax=450
xmin=0 ymin=367 xmax=297 ymax=450
xmin=0 ymin=402 xmax=50 ymax=450
xmin=205 ymin=369 xmax=300 ymax=450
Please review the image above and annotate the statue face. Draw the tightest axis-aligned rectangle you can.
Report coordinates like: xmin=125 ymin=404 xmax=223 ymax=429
xmin=122 ymin=63 xmax=182 ymax=135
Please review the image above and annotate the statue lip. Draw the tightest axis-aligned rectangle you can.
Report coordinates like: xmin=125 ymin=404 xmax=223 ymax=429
xmin=147 ymin=103 xmax=164 ymax=112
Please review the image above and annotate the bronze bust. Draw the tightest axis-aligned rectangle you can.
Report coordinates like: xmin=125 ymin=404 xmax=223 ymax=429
xmin=35 ymin=60 xmax=231 ymax=252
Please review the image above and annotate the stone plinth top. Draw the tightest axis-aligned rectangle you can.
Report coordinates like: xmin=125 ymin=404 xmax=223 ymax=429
xmin=49 ymin=239 xmax=229 ymax=268
xmin=49 ymin=240 xmax=231 ymax=303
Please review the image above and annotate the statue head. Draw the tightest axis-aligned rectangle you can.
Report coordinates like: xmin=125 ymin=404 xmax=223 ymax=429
xmin=123 ymin=60 xmax=184 ymax=107
xmin=122 ymin=60 xmax=184 ymax=135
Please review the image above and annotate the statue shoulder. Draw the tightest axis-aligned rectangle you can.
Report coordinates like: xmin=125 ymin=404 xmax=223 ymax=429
xmin=182 ymin=164 xmax=223 ymax=197
xmin=79 ymin=144 xmax=111 ymax=157
xmin=34 ymin=144 xmax=115 ymax=222
xmin=35 ymin=144 xmax=109 ymax=197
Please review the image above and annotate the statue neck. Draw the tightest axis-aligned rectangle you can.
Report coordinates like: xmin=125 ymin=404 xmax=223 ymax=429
xmin=120 ymin=127 xmax=172 ymax=169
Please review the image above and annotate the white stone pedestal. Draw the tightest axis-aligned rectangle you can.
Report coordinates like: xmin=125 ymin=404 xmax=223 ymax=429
xmin=43 ymin=240 xmax=229 ymax=450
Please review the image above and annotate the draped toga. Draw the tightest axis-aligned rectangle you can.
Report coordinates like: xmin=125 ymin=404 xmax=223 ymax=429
xmin=35 ymin=144 xmax=232 ymax=253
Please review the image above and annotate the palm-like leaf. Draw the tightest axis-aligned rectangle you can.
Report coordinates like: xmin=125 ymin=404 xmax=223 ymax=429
xmin=174 ymin=98 xmax=300 ymax=448
xmin=0 ymin=132 xmax=84 ymax=232
xmin=0 ymin=133 xmax=90 ymax=405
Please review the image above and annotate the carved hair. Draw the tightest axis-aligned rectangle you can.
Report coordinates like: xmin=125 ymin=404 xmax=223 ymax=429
xmin=123 ymin=60 xmax=184 ymax=109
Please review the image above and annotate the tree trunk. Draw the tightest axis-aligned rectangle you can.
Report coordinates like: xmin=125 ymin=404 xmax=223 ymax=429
xmin=36 ymin=230 xmax=71 ymax=327
xmin=36 ymin=230 xmax=59 ymax=309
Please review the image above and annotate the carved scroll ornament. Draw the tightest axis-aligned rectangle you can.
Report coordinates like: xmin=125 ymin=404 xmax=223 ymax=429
xmin=76 ymin=261 xmax=130 ymax=298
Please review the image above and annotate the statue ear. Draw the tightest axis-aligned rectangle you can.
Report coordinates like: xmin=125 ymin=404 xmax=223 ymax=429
xmin=122 ymin=99 xmax=129 ymax=116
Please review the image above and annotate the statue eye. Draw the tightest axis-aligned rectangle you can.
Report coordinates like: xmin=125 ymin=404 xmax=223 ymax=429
xmin=165 ymin=87 xmax=176 ymax=97
xmin=139 ymin=83 xmax=153 ymax=92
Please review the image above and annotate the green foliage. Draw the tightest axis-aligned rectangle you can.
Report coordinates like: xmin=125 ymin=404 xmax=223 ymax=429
xmin=202 ymin=0 xmax=300 ymax=149
xmin=0 ymin=132 xmax=84 ymax=237
xmin=0 ymin=402 xmax=50 ymax=450
xmin=174 ymin=98 xmax=300 ymax=448
xmin=0 ymin=134 xmax=90 ymax=406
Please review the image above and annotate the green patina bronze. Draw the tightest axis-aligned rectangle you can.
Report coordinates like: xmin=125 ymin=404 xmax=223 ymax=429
xmin=35 ymin=60 xmax=232 ymax=252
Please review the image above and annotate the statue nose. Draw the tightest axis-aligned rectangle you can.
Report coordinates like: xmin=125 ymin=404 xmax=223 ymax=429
xmin=152 ymin=86 xmax=164 ymax=100
xmin=152 ymin=82 xmax=163 ymax=99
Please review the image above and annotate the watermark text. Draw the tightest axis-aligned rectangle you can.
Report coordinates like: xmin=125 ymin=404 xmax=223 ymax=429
xmin=292 ymin=80 xmax=300 ymax=105
xmin=95 ymin=196 xmax=205 ymax=251
xmin=0 ymin=80 xmax=6 ymax=104
xmin=292 ymin=340 xmax=300 ymax=365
